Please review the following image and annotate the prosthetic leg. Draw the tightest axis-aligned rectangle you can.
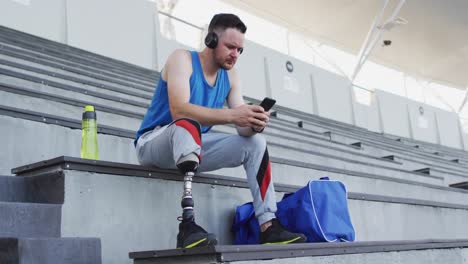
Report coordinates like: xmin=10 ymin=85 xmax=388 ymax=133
xmin=177 ymin=153 xmax=199 ymax=222
xmin=175 ymin=153 xmax=217 ymax=248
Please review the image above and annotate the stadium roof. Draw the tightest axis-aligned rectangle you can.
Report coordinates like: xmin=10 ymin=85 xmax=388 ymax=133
xmin=226 ymin=0 xmax=468 ymax=90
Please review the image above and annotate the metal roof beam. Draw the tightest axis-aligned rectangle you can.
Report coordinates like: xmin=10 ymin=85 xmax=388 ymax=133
xmin=351 ymin=0 xmax=406 ymax=82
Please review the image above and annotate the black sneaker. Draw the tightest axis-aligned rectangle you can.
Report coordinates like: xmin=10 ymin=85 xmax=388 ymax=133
xmin=176 ymin=220 xmax=218 ymax=248
xmin=259 ymin=219 xmax=307 ymax=244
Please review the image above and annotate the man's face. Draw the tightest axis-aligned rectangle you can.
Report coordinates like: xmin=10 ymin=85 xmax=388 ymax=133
xmin=213 ymin=28 xmax=245 ymax=70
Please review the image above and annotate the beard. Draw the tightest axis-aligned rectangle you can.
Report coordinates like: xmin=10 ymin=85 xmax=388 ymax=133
xmin=213 ymin=52 xmax=235 ymax=70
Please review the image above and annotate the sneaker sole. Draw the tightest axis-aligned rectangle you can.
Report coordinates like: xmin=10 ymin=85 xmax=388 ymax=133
xmin=179 ymin=236 xmax=218 ymax=249
xmin=262 ymin=236 xmax=306 ymax=245
xmin=185 ymin=238 xmax=208 ymax=248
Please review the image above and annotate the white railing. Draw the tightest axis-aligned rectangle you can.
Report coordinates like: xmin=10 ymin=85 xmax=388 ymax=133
xmin=159 ymin=11 xmax=204 ymax=30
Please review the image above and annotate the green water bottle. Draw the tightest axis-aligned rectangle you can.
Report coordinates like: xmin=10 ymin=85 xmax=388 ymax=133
xmin=80 ymin=105 xmax=99 ymax=160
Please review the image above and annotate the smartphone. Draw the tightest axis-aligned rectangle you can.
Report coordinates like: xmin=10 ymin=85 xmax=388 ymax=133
xmin=259 ymin=97 xmax=276 ymax=112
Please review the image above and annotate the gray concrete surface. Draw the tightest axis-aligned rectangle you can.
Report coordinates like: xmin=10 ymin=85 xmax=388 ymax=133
xmin=0 ymin=41 xmax=156 ymax=87
xmin=2 ymin=114 xmax=454 ymax=202
xmin=0 ymin=89 xmax=142 ymax=130
xmin=0 ymin=237 xmax=101 ymax=264
xmin=3 ymin=48 xmax=468 ymax=181
xmin=276 ymin=117 xmax=468 ymax=175
xmin=134 ymin=248 xmax=468 ymax=264
xmin=357 ymin=142 xmax=468 ymax=175
xmin=215 ymin=162 xmax=468 ymax=204
xmin=0 ymin=110 xmax=442 ymax=186
xmin=0 ymin=115 xmax=139 ymax=175
xmin=0 ymin=32 xmax=156 ymax=82
xmin=0 ymin=201 xmax=61 ymax=237
xmin=3 ymin=26 xmax=468 ymax=264
xmin=0 ymin=97 xmax=449 ymax=187
xmin=0 ymin=53 xmax=155 ymax=96
xmin=0 ymin=73 xmax=148 ymax=113
xmin=5 ymin=113 xmax=467 ymax=209
xmin=0 ymin=174 xmax=63 ymax=203
xmin=57 ymin=169 xmax=468 ymax=264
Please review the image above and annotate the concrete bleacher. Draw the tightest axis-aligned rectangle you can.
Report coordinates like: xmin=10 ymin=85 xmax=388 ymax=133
xmin=0 ymin=174 xmax=102 ymax=263
xmin=1 ymin=25 xmax=468 ymax=264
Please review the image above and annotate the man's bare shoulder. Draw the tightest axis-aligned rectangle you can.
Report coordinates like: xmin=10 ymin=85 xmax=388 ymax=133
xmin=167 ymin=49 xmax=192 ymax=66
xmin=163 ymin=49 xmax=192 ymax=80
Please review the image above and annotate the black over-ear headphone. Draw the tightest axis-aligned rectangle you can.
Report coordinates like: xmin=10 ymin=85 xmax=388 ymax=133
xmin=204 ymin=31 xmax=218 ymax=49
xmin=205 ymin=14 xmax=221 ymax=49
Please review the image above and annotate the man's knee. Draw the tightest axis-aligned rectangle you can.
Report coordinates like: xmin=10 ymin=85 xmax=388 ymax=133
xmin=245 ymin=134 xmax=267 ymax=151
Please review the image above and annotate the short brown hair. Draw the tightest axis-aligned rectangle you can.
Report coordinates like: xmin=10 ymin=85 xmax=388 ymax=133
xmin=208 ymin=13 xmax=247 ymax=34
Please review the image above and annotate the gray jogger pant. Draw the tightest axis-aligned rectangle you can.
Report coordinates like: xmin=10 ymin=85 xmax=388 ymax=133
xmin=135 ymin=118 xmax=277 ymax=225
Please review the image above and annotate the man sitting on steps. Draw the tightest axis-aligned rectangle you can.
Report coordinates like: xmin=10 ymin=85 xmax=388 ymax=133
xmin=134 ymin=13 xmax=306 ymax=248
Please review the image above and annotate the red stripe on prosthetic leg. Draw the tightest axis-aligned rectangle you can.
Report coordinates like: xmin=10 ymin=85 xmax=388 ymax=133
xmin=174 ymin=119 xmax=202 ymax=162
xmin=260 ymin=161 xmax=272 ymax=200
xmin=175 ymin=120 xmax=201 ymax=146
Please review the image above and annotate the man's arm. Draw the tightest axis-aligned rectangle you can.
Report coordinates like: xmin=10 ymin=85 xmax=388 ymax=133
xmin=166 ymin=50 xmax=268 ymax=128
xmin=166 ymin=50 xmax=230 ymax=125
xmin=226 ymin=68 xmax=270 ymax=137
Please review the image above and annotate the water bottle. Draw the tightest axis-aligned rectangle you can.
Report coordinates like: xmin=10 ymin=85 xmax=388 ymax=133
xmin=80 ymin=105 xmax=99 ymax=160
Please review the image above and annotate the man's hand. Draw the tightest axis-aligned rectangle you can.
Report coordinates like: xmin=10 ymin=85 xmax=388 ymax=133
xmin=252 ymin=109 xmax=271 ymax=132
xmin=231 ymin=104 xmax=270 ymax=130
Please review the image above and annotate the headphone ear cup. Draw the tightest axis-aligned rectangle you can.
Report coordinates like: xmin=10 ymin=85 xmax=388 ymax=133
xmin=204 ymin=32 xmax=218 ymax=49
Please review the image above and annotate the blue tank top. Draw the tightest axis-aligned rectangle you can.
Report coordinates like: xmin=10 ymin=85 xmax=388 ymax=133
xmin=135 ymin=50 xmax=231 ymax=143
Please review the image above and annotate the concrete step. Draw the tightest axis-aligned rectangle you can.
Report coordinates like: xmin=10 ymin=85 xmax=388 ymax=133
xmin=240 ymin=103 xmax=468 ymax=172
xmin=1 ymin=89 xmax=440 ymax=186
xmin=129 ymin=240 xmax=468 ymax=264
xmin=216 ymin=125 xmax=407 ymax=170
xmin=11 ymin=157 xmax=468 ymax=263
xmin=4 ymin=112 xmax=464 ymax=206
xmin=266 ymin=140 xmax=442 ymax=184
xmin=0 ymin=114 xmax=138 ymax=175
xmin=296 ymin=117 xmax=468 ymax=165
xmin=240 ymin=121 xmax=468 ymax=178
xmin=0 ymin=51 xmax=464 ymax=176
xmin=0 ymin=37 xmax=155 ymax=85
xmin=265 ymin=100 xmax=468 ymax=161
xmin=0 ymin=29 xmax=156 ymax=84
xmin=0 ymin=202 xmax=61 ymax=238
xmin=3 ymin=28 xmax=468 ymax=167
xmin=0 ymin=88 xmax=142 ymax=130
xmin=0 ymin=66 xmax=151 ymax=106
xmin=0 ymin=237 xmax=101 ymax=264
xmin=0 ymin=41 xmax=156 ymax=89
xmin=369 ymin=149 xmax=468 ymax=177
xmin=0 ymin=106 xmax=451 ymax=188
xmin=382 ymin=155 xmax=468 ymax=186
xmin=3 ymin=27 xmax=454 ymax=165
xmin=216 ymin=161 xmax=468 ymax=204
xmin=216 ymin=126 xmax=452 ymax=184
xmin=0 ymin=77 xmax=452 ymax=182
xmin=389 ymin=133 xmax=468 ymax=161
xmin=355 ymin=143 xmax=468 ymax=185
xmin=0 ymin=54 xmax=154 ymax=101
xmin=0 ymin=43 xmax=156 ymax=92
xmin=272 ymin=116 xmax=468 ymax=173
xmin=0 ymin=174 xmax=63 ymax=203
xmin=0 ymin=25 xmax=157 ymax=81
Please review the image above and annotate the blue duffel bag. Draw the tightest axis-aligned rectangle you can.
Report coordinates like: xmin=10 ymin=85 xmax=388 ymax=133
xmin=276 ymin=177 xmax=355 ymax=242
xmin=231 ymin=202 xmax=260 ymax=245
xmin=231 ymin=178 xmax=355 ymax=244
